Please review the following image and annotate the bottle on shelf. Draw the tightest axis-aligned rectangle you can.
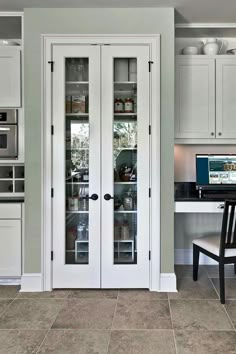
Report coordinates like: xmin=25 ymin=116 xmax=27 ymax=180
xmin=114 ymin=98 xmax=124 ymax=113
xmin=124 ymin=98 xmax=134 ymax=113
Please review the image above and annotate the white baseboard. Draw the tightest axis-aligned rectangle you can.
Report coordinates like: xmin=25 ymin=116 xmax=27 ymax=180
xmin=160 ymin=273 xmax=177 ymax=292
xmin=0 ymin=277 xmax=21 ymax=285
xmin=20 ymin=273 xmax=43 ymax=292
xmin=175 ymin=249 xmax=217 ymax=265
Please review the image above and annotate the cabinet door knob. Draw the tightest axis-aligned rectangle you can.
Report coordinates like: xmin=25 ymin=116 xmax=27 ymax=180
xmin=218 ymin=132 xmax=222 ymax=136
xmin=211 ymin=132 xmax=214 ymax=136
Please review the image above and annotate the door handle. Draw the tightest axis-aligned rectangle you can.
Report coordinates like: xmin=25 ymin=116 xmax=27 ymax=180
xmin=82 ymin=193 xmax=98 ymax=201
xmin=104 ymin=193 xmax=114 ymax=201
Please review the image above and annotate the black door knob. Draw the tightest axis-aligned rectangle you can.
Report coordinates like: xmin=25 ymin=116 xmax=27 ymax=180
xmin=104 ymin=193 xmax=114 ymax=200
xmin=82 ymin=194 xmax=98 ymax=201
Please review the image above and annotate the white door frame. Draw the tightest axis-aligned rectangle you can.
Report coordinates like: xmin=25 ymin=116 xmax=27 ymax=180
xmin=41 ymin=34 xmax=160 ymax=291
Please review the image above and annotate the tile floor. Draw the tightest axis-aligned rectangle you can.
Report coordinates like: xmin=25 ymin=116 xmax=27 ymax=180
xmin=0 ymin=265 xmax=236 ymax=353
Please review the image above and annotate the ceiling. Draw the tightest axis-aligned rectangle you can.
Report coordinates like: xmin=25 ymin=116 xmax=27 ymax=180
xmin=1 ymin=0 xmax=236 ymax=24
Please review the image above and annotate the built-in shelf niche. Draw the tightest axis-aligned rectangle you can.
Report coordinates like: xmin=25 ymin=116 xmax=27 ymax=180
xmin=0 ymin=165 xmax=24 ymax=196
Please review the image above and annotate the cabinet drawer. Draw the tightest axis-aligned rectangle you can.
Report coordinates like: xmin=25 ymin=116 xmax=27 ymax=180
xmin=0 ymin=219 xmax=21 ymax=276
xmin=175 ymin=202 xmax=225 ymax=213
xmin=0 ymin=203 xmax=21 ymax=219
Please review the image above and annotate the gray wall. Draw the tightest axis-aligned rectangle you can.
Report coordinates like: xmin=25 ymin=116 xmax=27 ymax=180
xmin=24 ymin=8 xmax=175 ymax=274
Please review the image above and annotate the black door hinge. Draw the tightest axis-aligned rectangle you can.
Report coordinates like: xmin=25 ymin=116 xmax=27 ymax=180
xmin=51 ymin=125 xmax=54 ymax=135
xmin=149 ymin=125 xmax=151 ymax=135
xmin=51 ymin=251 xmax=53 ymax=261
xmin=48 ymin=61 xmax=54 ymax=72
xmin=149 ymin=188 xmax=151 ymax=198
xmin=51 ymin=188 xmax=54 ymax=198
xmin=149 ymin=250 xmax=151 ymax=260
xmin=148 ymin=61 xmax=154 ymax=72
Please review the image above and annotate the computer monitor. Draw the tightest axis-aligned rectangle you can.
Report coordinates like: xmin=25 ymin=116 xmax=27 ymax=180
xmin=196 ymin=154 xmax=236 ymax=190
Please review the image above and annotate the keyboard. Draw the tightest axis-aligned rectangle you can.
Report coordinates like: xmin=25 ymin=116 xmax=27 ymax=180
xmin=204 ymin=194 xmax=236 ymax=200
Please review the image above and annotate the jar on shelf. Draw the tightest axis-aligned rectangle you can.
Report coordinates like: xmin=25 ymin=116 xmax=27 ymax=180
xmin=66 ymin=227 xmax=76 ymax=250
xmin=114 ymin=98 xmax=124 ymax=113
xmin=67 ymin=197 xmax=79 ymax=211
xmin=123 ymin=191 xmax=134 ymax=210
xmin=82 ymin=169 xmax=89 ymax=182
xmin=124 ymin=98 xmax=134 ymax=113
xmin=120 ymin=220 xmax=130 ymax=240
xmin=114 ymin=220 xmax=121 ymax=240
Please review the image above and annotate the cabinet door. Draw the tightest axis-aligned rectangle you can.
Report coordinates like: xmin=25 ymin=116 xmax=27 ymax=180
xmin=0 ymin=219 xmax=21 ymax=276
xmin=216 ymin=59 xmax=236 ymax=139
xmin=101 ymin=46 xmax=150 ymax=288
xmin=0 ymin=48 xmax=21 ymax=107
xmin=175 ymin=58 xmax=215 ymax=139
xmin=52 ymin=45 xmax=101 ymax=288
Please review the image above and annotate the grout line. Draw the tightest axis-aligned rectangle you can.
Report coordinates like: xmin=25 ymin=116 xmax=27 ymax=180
xmin=223 ymin=304 xmax=236 ymax=332
xmin=106 ymin=291 xmax=119 ymax=354
xmin=0 ymin=298 xmax=16 ymax=318
xmin=35 ymin=329 xmax=50 ymax=354
xmin=167 ymin=294 xmax=178 ymax=354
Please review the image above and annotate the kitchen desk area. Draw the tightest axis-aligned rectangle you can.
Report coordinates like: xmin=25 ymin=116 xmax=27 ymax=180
xmin=174 ymin=180 xmax=235 ymax=265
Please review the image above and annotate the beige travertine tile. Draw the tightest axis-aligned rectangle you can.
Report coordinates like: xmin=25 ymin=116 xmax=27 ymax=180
xmin=17 ymin=290 xmax=70 ymax=299
xmin=69 ymin=289 xmax=118 ymax=299
xmin=0 ymin=299 xmax=11 ymax=315
xmin=170 ymin=300 xmax=233 ymax=330
xmin=0 ymin=286 xmax=19 ymax=299
xmin=0 ymin=330 xmax=47 ymax=354
xmin=169 ymin=277 xmax=218 ymax=299
xmin=205 ymin=265 xmax=236 ymax=278
xmin=119 ymin=289 xmax=167 ymax=300
xmin=52 ymin=299 xmax=116 ymax=329
xmin=108 ymin=330 xmax=176 ymax=354
xmin=175 ymin=330 xmax=236 ymax=354
xmin=113 ymin=300 xmax=171 ymax=329
xmin=37 ymin=329 xmax=110 ymax=354
xmin=175 ymin=265 xmax=207 ymax=279
xmin=224 ymin=300 xmax=236 ymax=327
xmin=211 ymin=278 xmax=236 ymax=300
xmin=0 ymin=299 xmax=65 ymax=329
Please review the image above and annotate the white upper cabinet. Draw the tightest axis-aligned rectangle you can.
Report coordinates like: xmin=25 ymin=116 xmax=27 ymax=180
xmin=175 ymin=58 xmax=215 ymax=139
xmin=216 ymin=58 xmax=236 ymax=139
xmin=0 ymin=47 xmax=21 ymax=107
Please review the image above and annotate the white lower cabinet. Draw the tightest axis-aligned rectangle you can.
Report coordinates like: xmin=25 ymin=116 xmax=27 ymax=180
xmin=0 ymin=204 xmax=22 ymax=277
xmin=51 ymin=39 xmax=157 ymax=289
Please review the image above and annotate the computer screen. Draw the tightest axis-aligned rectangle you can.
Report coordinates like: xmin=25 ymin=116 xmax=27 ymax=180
xmin=196 ymin=154 xmax=236 ymax=186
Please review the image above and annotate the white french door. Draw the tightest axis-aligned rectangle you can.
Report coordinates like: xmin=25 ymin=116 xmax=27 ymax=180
xmin=52 ymin=44 xmax=150 ymax=289
xmin=101 ymin=46 xmax=150 ymax=288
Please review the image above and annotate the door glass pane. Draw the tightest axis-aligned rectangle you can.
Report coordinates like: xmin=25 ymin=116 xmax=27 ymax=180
xmin=65 ymin=58 xmax=90 ymax=264
xmin=113 ymin=58 xmax=137 ymax=264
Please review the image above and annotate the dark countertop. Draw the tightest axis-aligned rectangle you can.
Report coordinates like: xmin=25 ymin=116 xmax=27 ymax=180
xmin=0 ymin=197 xmax=24 ymax=203
xmin=175 ymin=182 xmax=236 ymax=202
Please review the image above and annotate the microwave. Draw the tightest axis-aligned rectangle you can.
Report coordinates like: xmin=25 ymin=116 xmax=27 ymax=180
xmin=0 ymin=110 xmax=18 ymax=159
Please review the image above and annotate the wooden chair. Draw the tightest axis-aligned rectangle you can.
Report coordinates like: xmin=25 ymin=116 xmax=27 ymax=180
xmin=193 ymin=200 xmax=236 ymax=304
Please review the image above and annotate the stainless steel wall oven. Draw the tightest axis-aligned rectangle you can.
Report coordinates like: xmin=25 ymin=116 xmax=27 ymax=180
xmin=0 ymin=109 xmax=18 ymax=159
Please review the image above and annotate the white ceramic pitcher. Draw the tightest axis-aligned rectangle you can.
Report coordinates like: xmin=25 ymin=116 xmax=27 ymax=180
xmin=203 ymin=38 xmax=223 ymax=55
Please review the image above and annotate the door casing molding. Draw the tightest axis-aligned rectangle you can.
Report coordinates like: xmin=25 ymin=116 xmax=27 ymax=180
xmin=41 ymin=34 xmax=161 ymax=291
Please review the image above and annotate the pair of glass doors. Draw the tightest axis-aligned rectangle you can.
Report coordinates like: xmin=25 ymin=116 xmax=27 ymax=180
xmin=52 ymin=44 xmax=150 ymax=288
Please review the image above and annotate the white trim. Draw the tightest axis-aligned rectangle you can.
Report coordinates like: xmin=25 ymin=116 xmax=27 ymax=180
xmin=175 ymin=249 xmax=218 ymax=265
xmin=0 ymin=277 xmax=21 ymax=285
xmin=0 ymin=12 xmax=23 ymax=17
xmin=20 ymin=273 xmax=43 ymax=292
xmin=160 ymin=273 xmax=177 ymax=292
xmin=176 ymin=23 xmax=236 ymax=29
xmin=42 ymin=34 xmax=160 ymax=291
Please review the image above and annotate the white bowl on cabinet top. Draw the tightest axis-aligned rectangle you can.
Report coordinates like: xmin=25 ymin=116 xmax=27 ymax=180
xmin=182 ymin=46 xmax=199 ymax=55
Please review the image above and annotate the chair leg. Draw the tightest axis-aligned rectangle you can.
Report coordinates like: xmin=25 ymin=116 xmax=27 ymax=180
xmin=234 ymin=264 xmax=236 ymax=275
xmin=193 ymin=244 xmax=200 ymax=281
xmin=219 ymin=262 xmax=225 ymax=304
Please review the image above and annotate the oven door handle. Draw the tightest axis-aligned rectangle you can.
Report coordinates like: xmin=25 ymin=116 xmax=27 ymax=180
xmin=0 ymin=127 xmax=10 ymax=131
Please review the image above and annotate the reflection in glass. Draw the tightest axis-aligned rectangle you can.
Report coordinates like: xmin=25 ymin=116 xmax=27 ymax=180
xmin=65 ymin=58 xmax=90 ymax=265
xmin=113 ymin=58 xmax=137 ymax=265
